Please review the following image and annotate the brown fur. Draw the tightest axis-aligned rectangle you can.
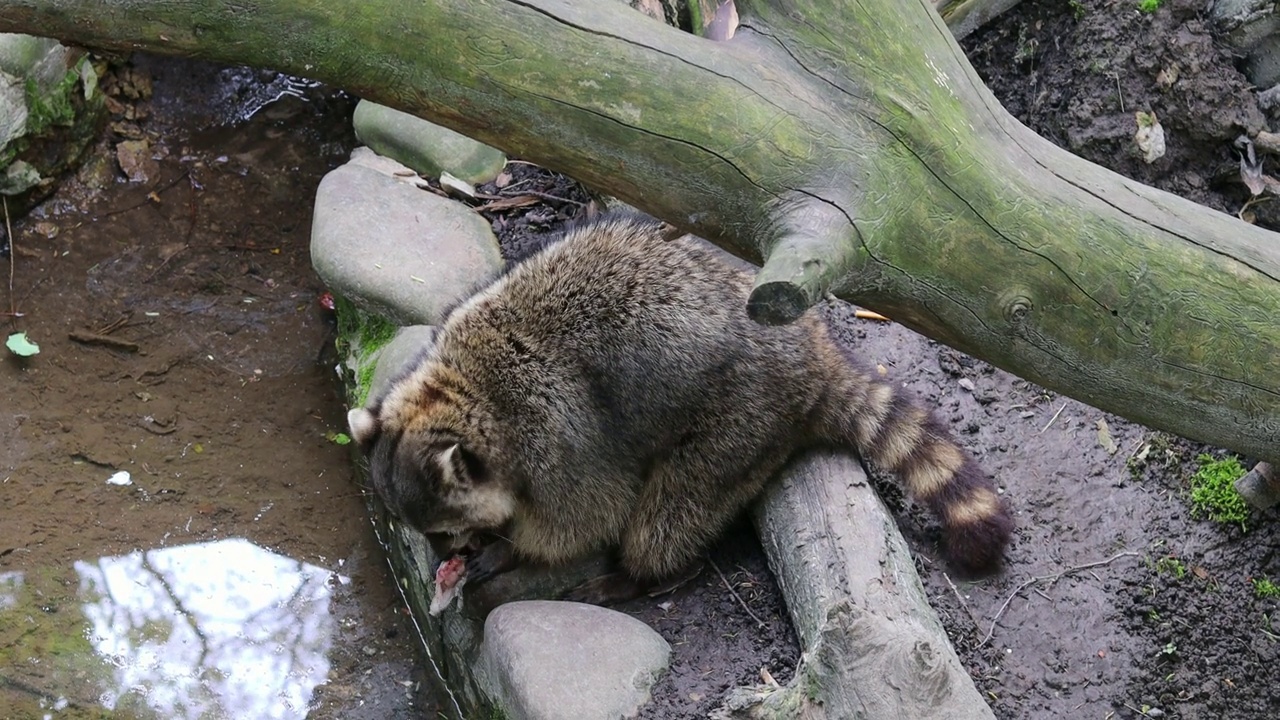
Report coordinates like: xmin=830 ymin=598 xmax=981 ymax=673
xmin=349 ymin=213 xmax=1014 ymax=599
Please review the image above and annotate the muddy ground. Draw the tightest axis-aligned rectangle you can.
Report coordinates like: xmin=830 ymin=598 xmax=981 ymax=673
xmin=0 ymin=57 xmax=434 ymax=719
xmin=3 ymin=1 xmax=1278 ymax=718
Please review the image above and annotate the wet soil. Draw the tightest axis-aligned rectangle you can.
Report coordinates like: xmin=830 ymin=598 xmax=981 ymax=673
xmin=964 ymin=0 xmax=1265 ymax=224
xmin=1 ymin=56 xmax=434 ymax=719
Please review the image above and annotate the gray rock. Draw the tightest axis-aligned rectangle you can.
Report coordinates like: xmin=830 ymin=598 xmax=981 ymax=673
xmin=344 ymin=144 xmax=421 ymax=178
xmin=363 ymin=325 xmax=438 ymax=401
xmin=352 ymin=100 xmax=506 ymax=184
xmin=0 ymin=34 xmax=63 ymax=146
xmin=310 ymin=158 xmax=503 ymax=326
xmin=476 ymin=601 xmax=670 ymax=720
xmin=0 ymin=34 xmax=105 ymax=206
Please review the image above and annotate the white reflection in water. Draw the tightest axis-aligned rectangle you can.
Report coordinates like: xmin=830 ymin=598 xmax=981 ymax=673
xmin=0 ymin=570 xmax=22 ymax=611
xmin=74 ymin=538 xmax=344 ymax=719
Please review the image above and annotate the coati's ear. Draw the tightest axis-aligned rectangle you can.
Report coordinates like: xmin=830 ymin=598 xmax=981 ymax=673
xmin=438 ymin=443 xmax=487 ymax=486
xmin=347 ymin=407 xmax=380 ymax=448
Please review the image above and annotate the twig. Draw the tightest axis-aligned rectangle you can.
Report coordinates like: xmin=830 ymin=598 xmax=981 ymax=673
xmin=94 ymin=313 xmax=133 ymax=336
xmin=472 ymin=195 xmax=541 ymax=213
xmin=3 ymin=197 xmax=18 ymax=320
xmin=507 ymin=189 xmax=586 ymax=206
xmin=69 ymin=330 xmax=139 ymax=352
xmin=473 ymin=189 xmax=586 ymax=207
xmin=1238 ymin=193 xmax=1272 ymax=221
xmin=942 ymin=572 xmax=981 ymax=631
xmin=709 ymin=557 xmax=766 ymax=629
xmin=92 ymin=171 xmax=190 ymax=220
xmin=980 ymin=550 xmax=1139 ymax=647
xmin=1039 ymin=402 xmax=1067 ymax=433
xmin=144 ymin=244 xmax=188 ymax=282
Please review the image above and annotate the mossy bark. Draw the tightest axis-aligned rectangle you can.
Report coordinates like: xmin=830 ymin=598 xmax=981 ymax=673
xmin=747 ymin=452 xmax=996 ymax=719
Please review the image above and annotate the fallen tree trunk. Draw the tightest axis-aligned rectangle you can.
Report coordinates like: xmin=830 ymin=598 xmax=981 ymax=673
xmin=730 ymin=452 xmax=996 ymax=719
xmin=0 ymin=0 xmax=1275 ymax=465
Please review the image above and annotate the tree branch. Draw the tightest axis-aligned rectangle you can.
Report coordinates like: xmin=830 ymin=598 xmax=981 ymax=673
xmin=0 ymin=0 xmax=1275 ymax=466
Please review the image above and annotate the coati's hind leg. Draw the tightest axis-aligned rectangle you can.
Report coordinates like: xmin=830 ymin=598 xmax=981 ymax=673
xmin=565 ymin=438 xmax=791 ymax=605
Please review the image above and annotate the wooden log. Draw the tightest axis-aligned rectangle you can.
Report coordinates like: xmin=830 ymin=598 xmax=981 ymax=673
xmin=1235 ymin=461 xmax=1279 ymax=509
xmin=718 ymin=451 xmax=995 ymax=719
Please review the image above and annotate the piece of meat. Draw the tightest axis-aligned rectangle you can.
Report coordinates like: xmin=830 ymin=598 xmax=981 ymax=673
xmin=428 ymin=555 xmax=468 ymax=615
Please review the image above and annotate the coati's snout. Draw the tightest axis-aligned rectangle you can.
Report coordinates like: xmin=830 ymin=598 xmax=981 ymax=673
xmin=425 ymin=530 xmax=483 ymax=562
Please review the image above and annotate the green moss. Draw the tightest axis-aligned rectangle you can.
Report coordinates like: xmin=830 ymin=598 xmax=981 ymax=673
xmin=1254 ymin=577 xmax=1280 ymax=599
xmin=1 ymin=55 xmax=105 ymax=204
xmin=1188 ymin=454 xmax=1250 ymax=531
xmin=359 ymin=310 xmax=398 ymax=351
xmin=1153 ymin=556 xmax=1186 ymax=579
xmin=332 ymin=294 xmax=400 ymax=406
xmin=356 ymin=362 xmax=378 ymax=405
xmin=23 ymin=65 xmax=82 ymax=135
xmin=1137 ymin=0 xmax=1162 ymax=12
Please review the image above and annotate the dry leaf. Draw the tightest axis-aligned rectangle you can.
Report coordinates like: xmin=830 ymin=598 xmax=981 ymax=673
xmin=438 ymin=172 xmax=476 ymax=199
xmin=475 ymin=195 xmax=540 ymax=212
xmin=1096 ymin=419 xmax=1117 ymax=455
xmin=1133 ymin=111 xmax=1166 ymax=164
xmin=706 ymin=1 xmax=739 ymax=41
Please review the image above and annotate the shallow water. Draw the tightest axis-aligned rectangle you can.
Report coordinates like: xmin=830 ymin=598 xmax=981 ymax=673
xmin=0 ymin=55 xmax=435 ymax=719
xmin=5 ymin=539 xmax=337 ymax=718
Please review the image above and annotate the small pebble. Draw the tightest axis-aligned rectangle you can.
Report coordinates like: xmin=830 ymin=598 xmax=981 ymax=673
xmin=958 ymin=378 xmax=976 ymax=392
xmin=362 ymin=645 xmax=378 ymax=657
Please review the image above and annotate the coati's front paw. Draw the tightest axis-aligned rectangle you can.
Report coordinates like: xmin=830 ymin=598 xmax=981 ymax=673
xmin=464 ymin=538 xmax=518 ymax=586
xmin=562 ymin=572 xmax=645 ymax=606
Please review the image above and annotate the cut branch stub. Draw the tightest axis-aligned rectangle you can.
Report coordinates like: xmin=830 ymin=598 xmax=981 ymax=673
xmin=748 ymin=199 xmax=861 ymax=325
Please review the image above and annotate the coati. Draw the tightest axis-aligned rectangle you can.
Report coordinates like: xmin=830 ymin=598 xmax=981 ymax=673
xmin=347 ymin=213 xmax=1014 ymax=604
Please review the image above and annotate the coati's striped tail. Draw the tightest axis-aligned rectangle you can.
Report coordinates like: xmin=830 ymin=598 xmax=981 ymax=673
xmin=823 ymin=368 xmax=1014 ymax=575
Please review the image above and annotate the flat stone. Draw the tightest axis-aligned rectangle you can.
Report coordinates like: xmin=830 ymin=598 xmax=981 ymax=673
xmin=476 ymin=601 xmax=670 ymax=720
xmin=310 ymin=156 xmax=503 ymax=326
xmin=352 ymin=100 xmax=506 ymax=184
xmin=364 ymin=325 xmax=438 ymax=401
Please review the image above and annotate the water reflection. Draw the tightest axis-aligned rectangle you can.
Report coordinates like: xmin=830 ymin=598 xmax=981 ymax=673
xmin=2 ymin=538 xmax=344 ymax=719
xmin=0 ymin=570 xmax=22 ymax=611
